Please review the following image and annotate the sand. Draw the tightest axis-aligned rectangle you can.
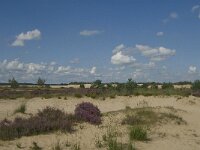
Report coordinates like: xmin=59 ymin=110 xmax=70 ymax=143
xmin=0 ymin=96 xmax=200 ymax=150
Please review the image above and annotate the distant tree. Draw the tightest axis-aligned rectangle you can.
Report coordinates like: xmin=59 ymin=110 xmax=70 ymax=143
xmin=141 ymin=83 xmax=149 ymax=89
xmin=80 ymin=83 xmax=85 ymax=88
xmin=8 ymin=77 xmax=19 ymax=88
xmin=150 ymin=83 xmax=158 ymax=89
xmin=192 ymin=80 xmax=200 ymax=91
xmin=91 ymin=80 xmax=103 ymax=88
xmin=37 ymin=77 xmax=46 ymax=87
xmin=162 ymin=82 xmax=174 ymax=89
xmin=126 ymin=78 xmax=137 ymax=95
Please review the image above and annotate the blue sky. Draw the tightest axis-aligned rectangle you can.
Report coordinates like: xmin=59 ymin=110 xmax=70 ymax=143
xmin=0 ymin=0 xmax=200 ymax=83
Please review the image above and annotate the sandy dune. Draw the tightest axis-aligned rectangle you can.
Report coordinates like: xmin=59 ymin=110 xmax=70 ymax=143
xmin=0 ymin=96 xmax=200 ymax=150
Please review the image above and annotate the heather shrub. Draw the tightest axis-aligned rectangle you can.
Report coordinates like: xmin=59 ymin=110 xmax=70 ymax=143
xmin=75 ymin=102 xmax=101 ymax=124
xmin=0 ymin=107 xmax=74 ymax=140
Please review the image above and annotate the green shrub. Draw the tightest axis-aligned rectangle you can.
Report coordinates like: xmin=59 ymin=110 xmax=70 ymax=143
xmin=192 ymin=80 xmax=200 ymax=90
xmin=129 ymin=126 xmax=147 ymax=141
xmin=162 ymin=83 xmax=174 ymax=89
xmin=80 ymin=84 xmax=85 ymax=88
xmin=74 ymin=93 xmax=82 ymax=98
xmin=14 ymin=103 xmax=26 ymax=114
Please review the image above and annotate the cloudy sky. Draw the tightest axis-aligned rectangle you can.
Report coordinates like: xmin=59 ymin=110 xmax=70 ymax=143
xmin=0 ymin=0 xmax=200 ymax=83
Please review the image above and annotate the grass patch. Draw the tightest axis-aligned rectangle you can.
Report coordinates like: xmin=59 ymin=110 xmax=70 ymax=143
xmin=74 ymin=93 xmax=83 ymax=98
xmin=122 ymin=107 xmax=186 ymax=126
xmin=129 ymin=126 xmax=148 ymax=141
xmin=102 ymin=127 xmax=136 ymax=150
xmin=14 ymin=103 xmax=26 ymax=114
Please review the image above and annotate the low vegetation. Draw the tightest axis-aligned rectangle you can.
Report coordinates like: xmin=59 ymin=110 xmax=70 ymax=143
xmin=0 ymin=107 xmax=74 ymax=140
xmin=75 ymin=102 xmax=101 ymax=124
xmin=14 ymin=103 xmax=26 ymax=114
xmin=129 ymin=126 xmax=148 ymax=141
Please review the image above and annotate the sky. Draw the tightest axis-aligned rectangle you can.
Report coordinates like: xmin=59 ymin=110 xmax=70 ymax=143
xmin=0 ymin=0 xmax=200 ymax=83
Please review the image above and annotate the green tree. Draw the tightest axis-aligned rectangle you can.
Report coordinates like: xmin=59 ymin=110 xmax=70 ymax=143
xmin=37 ymin=77 xmax=46 ymax=87
xmin=91 ymin=80 xmax=103 ymax=88
xmin=8 ymin=77 xmax=19 ymax=88
xmin=126 ymin=78 xmax=137 ymax=95
xmin=162 ymin=82 xmax=174 ymax=89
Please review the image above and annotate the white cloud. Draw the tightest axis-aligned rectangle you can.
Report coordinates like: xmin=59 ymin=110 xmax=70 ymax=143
xmin=70 ymin=58 xmax=80 ymax=64
xmin=111 ymin=51 xmax=136 ymax=65
xmin=170 ymin=12 xmax=178 ymax=19
xmin=192 ymin=5 xmax=200 ymax=19
xmin=136 ymin=44 xmax=176 ymax=61
xmin=12 ymin=29 xmax=41 ymax=46
xmin=163 ymin=12 xmax=179 ymax=23
xmin=55 ymin=66 xmax=71 ymax=74
xmin=112 ymin=44 xmax=125 ymax=53
xmin=156 ymin=32 xmax=164 ymax=36
xmin=188 ymin=66 xmax=197 ymax=74
xmin=90 ymin=67 xmax=96 ymax=74
xmin=192 ymin=5 xmax=200 ymax=12
xmin=80 ymin=30 xmax=102 ymax=36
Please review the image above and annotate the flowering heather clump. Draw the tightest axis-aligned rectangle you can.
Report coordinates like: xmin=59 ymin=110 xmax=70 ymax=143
xmin=0 ymin=107 xmax=74 ymax=140
xmin=75 ymin=102 xmax=101 ymax=124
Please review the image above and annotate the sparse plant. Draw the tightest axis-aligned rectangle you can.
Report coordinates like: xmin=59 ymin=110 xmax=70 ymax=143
xmin=14 ymin=103 xmax=26 ymax=114
xmin=75 ymin=102 xmax=101 ymax=124
xmin=73 ymin=143 xmax=80 ymax=150
xmin=129 ymin=126 xmax=147 ymax=141
xmin=52 ymin=141 xmax=62 ymax=150
xmin=29 ymin=142 xmax=42 ymax=150
xmin=16 ymin=142 xmax=24 ymax=149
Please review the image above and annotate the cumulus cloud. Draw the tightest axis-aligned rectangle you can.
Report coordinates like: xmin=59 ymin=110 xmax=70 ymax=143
xmin=90 ymin=67 xmax=96 ymax=74
xmin=136 ymin=44 xmax=176 ymax=61
xmin=12 ymin=29 xmax=41 ymax=46
xmin=0 ymin=59 xmax=98 ymax=83
xmin=156 ymin=32 xmax=164 ymax=36
xmin=111 ymin=51 xmax=136 ymax=65
xmin=188 ymin=66 xmax=197 ymax=74
xmin=80 ymin=30 xmax=102 ymax=36
xmin=192 ymin=5 xmax=200 ymax=19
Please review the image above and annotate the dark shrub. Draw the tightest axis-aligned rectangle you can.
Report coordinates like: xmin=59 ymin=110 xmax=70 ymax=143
xmin=0 ymin=107 xmax=74 ymax=140
xmin=162 ymin=82 xmax=174 ymax=89
xmin=80 ymin=84 xmax=85 ymax=88
xmin=192 ymin=80 xmax=200 ymax=91
xmin=75 ymin=102 xmax=101 ymax=124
